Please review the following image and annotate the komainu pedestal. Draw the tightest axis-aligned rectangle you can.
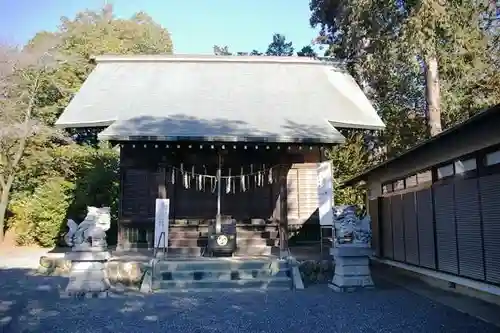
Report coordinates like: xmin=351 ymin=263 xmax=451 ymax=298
xmin=62 ymin=206 xmax=112 ymax=298
xmin=329 ymin=244 xmax=374 ymax=292
xmin=329 ymin=205 xmax=374 ymax=292
xmin=64 ymin=251 xmax=111 ymax=298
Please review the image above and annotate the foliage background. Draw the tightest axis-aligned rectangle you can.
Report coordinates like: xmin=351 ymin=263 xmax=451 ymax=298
xmin=2 ymin=3 xmax=499 ymax=247
xmin=3 ymin=7 xmax=173 ymax=247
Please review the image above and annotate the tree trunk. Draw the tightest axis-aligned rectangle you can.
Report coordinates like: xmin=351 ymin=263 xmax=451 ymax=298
xmin=0 ymin=188 xmax=10 ymax=243
xmin=424 ymin=56 xmax=443 ymax=136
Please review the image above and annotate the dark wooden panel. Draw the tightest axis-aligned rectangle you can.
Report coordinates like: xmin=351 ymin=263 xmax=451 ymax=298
xmin=381 ymin=197 xmax=393 ymax=259
xmin=122 ymin=169 xmax=156 ymax=218
xmin=391 ymin=194 xmax=406 ymax=262
xmin=369 ymin=198 xmax=381 ymax=257
xmin=479 ymin=174 xmax=500 ymax=284
xmin=416 ymin=188 xmax=436 ymax=269
xmin=434 ymin=183 xmax=459 ymax=274
xmin=454 ymin=178 xmax=485 ymax=280
xmin=174 ymin=180 xmax=218 ymax=219
xmin=403 ymin=192 xmax=419 ymax=265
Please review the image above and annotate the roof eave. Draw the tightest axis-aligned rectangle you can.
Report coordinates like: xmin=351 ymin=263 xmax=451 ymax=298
xmin=97 ymin=134 xmax=346 ymax=144
xmin=91 ymin=54 xmax=346 ymax=67
xmin=54 ymin=120 xmax=115 ymax=129
xmin=328 ymin=121 xmax=385 ymax=131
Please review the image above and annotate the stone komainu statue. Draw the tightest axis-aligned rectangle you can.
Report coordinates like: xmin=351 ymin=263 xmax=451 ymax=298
xmin=64 ymin=206 xmax=111 ymax=250
xmin=333 ymin=205 xmax=372 ymax=245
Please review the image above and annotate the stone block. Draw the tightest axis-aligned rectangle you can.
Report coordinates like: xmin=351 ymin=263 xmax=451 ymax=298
xmin=38 ymin=256 xmax=72 ymax=275
xmin=66 ymin=251 xmax=110 ymax=261
xmin=331 ymin=274 xmax=374 ymax=288
xmin=331 ymin=245 xmax=373 ymax=258
xmin=334 ymin=256 xmax=370 ymax=267
xmin=106 ymin=261 xmax=145 ymax=286
xmin=334 ymin=264 xmax=371 ymax=276
xmin=66 ymin=278 xmax=110 ymax=291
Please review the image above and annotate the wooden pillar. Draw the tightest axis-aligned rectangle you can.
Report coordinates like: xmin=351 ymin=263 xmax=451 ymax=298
xmin=279 ymin=165 xmax=289 ymax=251
xmin=117 ymin=146 xmax=125 ymax=249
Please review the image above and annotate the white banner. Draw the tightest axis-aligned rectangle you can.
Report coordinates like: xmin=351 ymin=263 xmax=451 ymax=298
xmin=154 ymin=198 xmax=170 ymax=249
xmin=317 ymin=161 xmax=334 ymax=226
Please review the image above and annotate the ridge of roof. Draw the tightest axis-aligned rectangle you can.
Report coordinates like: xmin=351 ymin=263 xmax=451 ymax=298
xmin=92 ymin=54 xmax=345 ymax=67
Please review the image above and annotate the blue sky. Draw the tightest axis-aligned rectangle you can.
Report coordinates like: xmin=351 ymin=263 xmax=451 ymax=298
xmin=0 ymin=0 xmax=320 ymax=54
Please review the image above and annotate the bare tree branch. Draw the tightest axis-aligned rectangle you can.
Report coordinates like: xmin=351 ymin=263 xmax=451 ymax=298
xmin=0 ymin=39 xmax=63 ymax=242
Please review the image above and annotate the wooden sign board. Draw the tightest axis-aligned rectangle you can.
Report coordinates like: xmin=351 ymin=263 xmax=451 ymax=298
xmin=154 ymin=198 xmax=170 ymax=249
xmin=317 ymin=161 xmax=334 ymax=226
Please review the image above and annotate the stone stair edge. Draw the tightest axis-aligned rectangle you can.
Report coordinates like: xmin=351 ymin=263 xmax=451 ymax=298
xmin=155 ymin=267 xmax=289 ymax=272
xmin=156 ymin=274 xmax=291 ymax=281
xmin=154 ymin=258 xmax=288 ymax=264
xmin=168 ymin=223 xmax=279 ymax=227
xmin=155 ymin=278 xmax=291 ymax=287
xmin=167 ymin=244 xmax=278 ymax=249
xmin=153 ymin=287 xmax=291 ymax=293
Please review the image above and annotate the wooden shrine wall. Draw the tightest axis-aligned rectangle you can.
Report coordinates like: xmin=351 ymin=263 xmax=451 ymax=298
xmin=117 ymin=143 xmax=324 ymax=248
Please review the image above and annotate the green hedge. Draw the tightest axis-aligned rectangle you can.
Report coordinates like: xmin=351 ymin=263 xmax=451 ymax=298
xmin=8 ymin=144 xmax=119 ymax=248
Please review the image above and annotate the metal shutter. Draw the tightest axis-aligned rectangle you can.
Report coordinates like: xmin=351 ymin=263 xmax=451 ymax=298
xmin=403 ymin=192 xmax=419 ymax=265
xmin=391 ymin=194 xmax=406 ymax=262
xmin=416 ymin=188 xmax=436 ymax=269
xmin=381 ymin=197 xmax=394 ymax=259
xmin=479 ymin=174 xmax=500 ymax=284
xmin=434 ymin=183 xmax=459 ymax=274
xmin=455 ymin=178 xmax=485 ymax=280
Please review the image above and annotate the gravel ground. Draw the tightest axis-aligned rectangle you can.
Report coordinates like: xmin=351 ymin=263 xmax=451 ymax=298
xmin=0 ymin=268 xmax=498 ymax=333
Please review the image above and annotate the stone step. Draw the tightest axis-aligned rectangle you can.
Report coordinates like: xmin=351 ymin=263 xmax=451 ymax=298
xmin=236 ymin=225 xmax=279 ymax=232
xmin=236 ymin=245 xmax=277 ymax=256
xmin=236 ymin=238 xmax=279 ymax=247
xmin=154 ymin=287 xmax=291 ymax=293
xmin=169 ymin=230 xmax=206 ymax=239
xmin=169 ymin=239 xmax=207 ymax=247
xmin=167 ymin=247 xmax=204 ymax=257
xmin=155 ymin=258 xmax=288 ymax=272
xmin=169 ymin=224 xmax=278 ymax=230
xmin=170 ymin=220 xmax=278 ymax=227
xmin=168 ymin=238 xmax=279 ymax=248
xmin=236 ymin=230 xmax=279 ymax=239
xmin=166 ymin=245 xmax=278 ymax=257
xmin=154 ymin=277 xmax=291 ymax=290
xmin=158 ymin=268 xmax=290 ymax=281
xmin=168 ymin=230 xmax=279 ymax=239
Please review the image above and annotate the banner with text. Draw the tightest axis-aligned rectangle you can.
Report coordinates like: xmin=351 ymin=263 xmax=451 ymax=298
xmin=154 ymin=198 xmax=170 ymax=249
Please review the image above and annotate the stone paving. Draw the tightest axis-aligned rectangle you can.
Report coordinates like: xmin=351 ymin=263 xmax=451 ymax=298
xmin=1 ymin=267 xmax=498 ymax=333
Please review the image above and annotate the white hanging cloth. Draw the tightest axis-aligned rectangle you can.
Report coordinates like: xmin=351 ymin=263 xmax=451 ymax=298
xmin=240 ymin=167 xmax=246 ymax=192
xmin=226 ymin=168 xmax=232 ymax=194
